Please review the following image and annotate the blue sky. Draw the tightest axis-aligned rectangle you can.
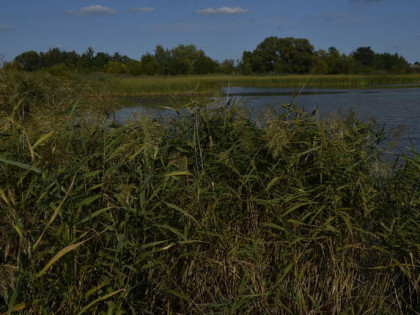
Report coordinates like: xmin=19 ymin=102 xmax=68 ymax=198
xmin=0 ymin=0 xmax=419 ymax=63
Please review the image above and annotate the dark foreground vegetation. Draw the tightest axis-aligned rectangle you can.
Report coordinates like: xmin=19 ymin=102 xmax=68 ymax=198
xmin=4 ymin=36 xmax=420 ymax=76
xmin=1 ymin=70 xmax=420 ymax=313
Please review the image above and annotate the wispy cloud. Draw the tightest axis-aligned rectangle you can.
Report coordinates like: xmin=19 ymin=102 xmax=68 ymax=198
xmin=0 ymin=24 xmax=12 ymax=30
xmin=196 ymin=7 xmax=250 ymax=15
xmin=66 ymin=5 xmax=117 ymax=16
xmin=131 ymin=7 xmax=155 ymax=12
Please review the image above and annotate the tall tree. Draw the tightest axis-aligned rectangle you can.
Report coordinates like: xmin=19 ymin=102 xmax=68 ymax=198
xmin=78 ymin=47 xmax=95 ymax=71
xmin=14 ymin=51 xmax=41 ymax=71
xmin=193 ymin=54 xmax=217 ymax=74
xmin=140 ymin=54 xmax=160 ymax=75
xmin=154 ymin=45 xmax=171 ymax=75
xmin=241 ymin=37 xmax=316 ymax=74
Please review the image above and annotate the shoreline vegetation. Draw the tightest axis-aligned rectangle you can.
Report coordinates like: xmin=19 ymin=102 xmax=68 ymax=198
xmin=90 ymin=73 xmax=420 ymax=97
xmin=0 ymin=69 xmax=419 ymax=313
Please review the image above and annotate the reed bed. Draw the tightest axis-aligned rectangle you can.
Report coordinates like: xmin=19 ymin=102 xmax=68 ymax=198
xmin=0 ymin=70 xmax=419 ymax=313
xmin=88 ymin=73 xmax=420 ymax=96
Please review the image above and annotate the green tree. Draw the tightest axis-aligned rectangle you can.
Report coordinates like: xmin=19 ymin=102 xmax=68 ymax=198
xmin=92 ymin=52 xmax=112 ymax=71
xmin=241 ymin=37 xmax=316 ymax=74
xmin=14 ymin=51 xmax=42 ymax=71
xmin=125 ymin=59 xmax=142 ymax=75
xmin=154 ymin=45 xmax=171 ymax=75
xmin=219 ymin=59 xmax=235 ymax=74
xmin=239 ymin=51 xmax=254 ymax=74
xmin=193 ymin=54 xmax=217 ymax=74
xmin=352 ymin=47 xmax=375 ymax=66
xmin=171 ymin=44 xmax=200 ymax=62
xmin=168 ymin=57 xmax=192 ymax=75
xmin=140 ymin=54 xmax=160 ymax=75
xmin=315 ymin=47 xmax=351 ymax=74
xmin=106 ymin=61 xmax=128 ymax=74
xmin=78 ymin=47 xmax=95 ymax=71
xmin=314 ymin=49 xmax=329 ymax=74
xmin=43 ymin=48 xmax=64 ymax=68
xmin=63 ymin=51 xmax=80 ymax=69
xmin=374 ymin=53 xmax=409 ymax=73
xmin=351 ymin=47 xmax=375 ymax=72
xmin=326 ymin=47 xmax=346 ymax=74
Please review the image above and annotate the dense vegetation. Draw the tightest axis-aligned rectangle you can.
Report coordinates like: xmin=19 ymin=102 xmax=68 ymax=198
xmin=3 ymin=36 xmax=420 ymax=76
xmin=91 ymin=73 xmax=420 ymax=97
xmin=3 ymin=45 xmax=228 ymax=76
xmin=0 ymin=70 xmax=419 ymax=313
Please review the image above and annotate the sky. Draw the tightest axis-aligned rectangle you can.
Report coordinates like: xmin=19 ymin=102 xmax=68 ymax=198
xmin=0 ymin=0 xmax=419 ymax=63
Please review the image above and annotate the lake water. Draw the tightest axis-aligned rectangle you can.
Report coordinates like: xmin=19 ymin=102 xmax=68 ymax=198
xmin=113 ymin=87 xmax=420 ymax=153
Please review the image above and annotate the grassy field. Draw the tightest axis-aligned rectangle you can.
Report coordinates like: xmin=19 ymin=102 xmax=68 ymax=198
xmin=87 ymin=73 xmax=420 ymax=96
xmin=1 ymin=70 xmax=420 ymax=313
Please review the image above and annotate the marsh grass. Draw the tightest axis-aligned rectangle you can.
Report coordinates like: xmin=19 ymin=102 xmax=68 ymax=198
xmin=0 ymin=70 xmax=419 ymax=313
xmin=88 ymin=73 xmax=420 ymax=96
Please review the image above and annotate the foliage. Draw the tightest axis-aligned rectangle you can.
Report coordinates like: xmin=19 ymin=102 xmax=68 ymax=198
xmin=218 ymin=59 xmax=236 ymax=74
xmin=315 ymin=47 xmax=352 ymax=74
xmin=90 ymin=73 xmax=420 ymax=97
xmin=10 ymin=47 xmax=141 ymax=75
xmin=6 ymin=37 xmax=418 ymax=76
xmin=139 ymin=54 xmax=160 ymax=75
xmin=245 ymin=37 xmax=317 ymax=74
xmin=0 ymin=70 xmax=419 ymax=313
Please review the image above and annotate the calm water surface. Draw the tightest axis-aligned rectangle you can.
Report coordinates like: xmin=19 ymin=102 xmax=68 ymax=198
xmin=114 ymin=87 xmax=420 ymax=153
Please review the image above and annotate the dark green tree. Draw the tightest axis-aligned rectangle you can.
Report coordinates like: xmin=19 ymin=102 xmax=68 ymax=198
xmin=241 ymin=37 xmax=316 ymax=74
xmin=78 ymin=47 xmax=95 ymax=71
xmin=374 ymin=53 xmax=409 ymax=73
xmin=193 ymin=54 xmax=217 ymax=74
xmin=140 ymin=54 xmax=160 ymax=75
xmin=14 ymin=51 xmax=42 ymax=71
xmin=92 ymin=52 xmax=112 ymax=71
xmin=351 ymin=46 xmax=375 ymax=72
xmin=106 ymin=61 xmax=127 ymax=74
xmin=218 ymin=59 xmax=235 ymax=74
xmin=239 ymin=51 xmax=254 ymax=74
xmin=352 ymin=47 xmax=375 ymax=66
xmin=124 ymin=58 xmax=142 ymax=75
xmin=168 ymin=57 xmax=192 ymax=75
xmin=154 ymin=45 xmax=171 ymax=75
xmin=43 ymin=48 xmax=64 ymax=68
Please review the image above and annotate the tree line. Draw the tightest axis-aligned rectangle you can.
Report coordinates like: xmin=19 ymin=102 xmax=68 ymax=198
xmin=3 ymin=36 xmax=420 ymax=75
xmin=241 ymin=37 xmax=418 ymax=74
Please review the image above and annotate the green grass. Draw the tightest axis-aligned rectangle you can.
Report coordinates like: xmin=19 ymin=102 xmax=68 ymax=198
xmin=0 ymin=70 xmax=419 ymax=313
xmin=87 ymin=73 xmax=420 ymax=96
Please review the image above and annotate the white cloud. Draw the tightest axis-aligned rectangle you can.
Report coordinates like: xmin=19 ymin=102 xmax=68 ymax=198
xmin=66 ymin=5 xmax=117 ymax=16
xmin=0 ymin=24 xmax=12 ymax=30
xmin=131 ymin=7 xmax=155 ymax=12
xmin=196 ymin=7 xmax=250 ymax=15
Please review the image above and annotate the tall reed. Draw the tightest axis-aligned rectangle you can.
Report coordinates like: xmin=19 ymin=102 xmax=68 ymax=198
xmin=0 ymin=70 xmax=419 ymax=313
